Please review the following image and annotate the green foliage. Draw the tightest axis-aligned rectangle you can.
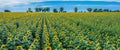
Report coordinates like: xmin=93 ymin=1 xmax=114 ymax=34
xmin=0 ymin=12 xmax=120 ymax=50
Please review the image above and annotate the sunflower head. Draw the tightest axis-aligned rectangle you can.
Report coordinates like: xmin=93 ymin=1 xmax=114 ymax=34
xmin=27 ymin=30 xmax=31 ymax=34
xmin=63 ymin=48 xmax=66 ymax=50
xmin=112 ymin=44 xmax=116 ymax=47
xmin=7 ymin=37 xmax=12 ymax=41
xmin=58 ymin=42 xmax=62 ymax=46
xmin=35 ymin=34 xmax=39 ymax=37
xmin=17 ymin=46 xmax=22 ymax=50
xmin=45 ymin=43 xmax=50 ymax=46
xmin=89 ymin=41 xmax=94 ymax=45
xmin=69 ymin=40 xmax=73 ymax=44
xmin=15 ymin=36 xmax=18 ymax=39
xmin=1 ymin=45 xmax=6 ymax=49
xmin=34 ymin=39 xmax=39 ymax=43
xmin=117 ymin=48 xmax=120 ymax=50
xmin=23 ymin=36 xmax=27 ymax=40
xmin=96 ymin=47 xmax=101 ymax=50
xmin=45 ymin=46 xmax=52 ymax=50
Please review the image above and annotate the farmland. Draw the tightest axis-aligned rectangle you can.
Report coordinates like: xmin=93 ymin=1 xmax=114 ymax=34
xmin=0 ymin=12 xmax=120 ymax=50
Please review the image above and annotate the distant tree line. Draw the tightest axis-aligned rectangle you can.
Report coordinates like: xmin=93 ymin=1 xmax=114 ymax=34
xmin=87 ymin=8 xmax=120 ymax=12
xmin=26 ymin=7 xmax=66 ymax=13
xmin=4 ymin=7 xmax=120 ymax=12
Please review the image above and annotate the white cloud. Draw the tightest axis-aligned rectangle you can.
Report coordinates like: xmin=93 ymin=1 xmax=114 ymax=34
xmin=0 ymin=0 xmax=43 ymax=7
xmin=89 ymin=0 xmax=120 ymax=2
xmin=0 ymin=0 xmax=120 ymax=8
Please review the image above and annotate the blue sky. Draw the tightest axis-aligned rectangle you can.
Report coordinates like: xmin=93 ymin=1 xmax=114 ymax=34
xmin=0 ymin=0 xmax=120 ymax=12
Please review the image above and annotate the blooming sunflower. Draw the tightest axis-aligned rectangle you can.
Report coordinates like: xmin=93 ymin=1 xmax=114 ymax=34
xmin=17 ymin=46 xmax=22 ymax=50
xmin=1 ymin=45 xmax=6 ymax=49
xmin=45 ymin=46 xmax=52 ymax=50
xmin=34 ymin=39 xmax=39 ymax=43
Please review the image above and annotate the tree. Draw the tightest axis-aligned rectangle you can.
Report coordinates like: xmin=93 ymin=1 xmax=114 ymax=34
xmin=27 ymin=8 xmax=32 ymax=12
xmin=38 ymin=8 xmax=42 ymax=12
xmin=98 ymin=9 xmax=103 ymax=12
xmin=42 ymin=8 xmax=45 ymax=12
xmin=113 ymin=10 xmax=120 ymax=12
xmin=60 ymin=7 xmax=64 ymax=12
xmin=4 ymin=10 xmax=11 ymax=12
xmin=74 ymin=7 xmax=78 ymax=12
xmin=93 ymin=8 xmax=98 ymax=12
xmin=103 ymin=9 xmax=109 ymax=12
xmin=53 ymin=8 xmax=58 ymax=13
xmin=46 ymin=7 xmax=50 ymax=12
xmin=35 ymin=8 xmax=39 ymax=12
xmin=87 ymin=8 xmax=92 ymax=12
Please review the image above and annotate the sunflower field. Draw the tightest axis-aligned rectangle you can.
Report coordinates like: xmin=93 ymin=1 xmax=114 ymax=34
xmin=0 ymin=12 xmax=120 ymax=50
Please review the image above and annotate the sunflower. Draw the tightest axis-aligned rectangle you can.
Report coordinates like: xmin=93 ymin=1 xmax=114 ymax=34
xmin=58 ymin=42 xmax=62 ymax=47
xmin=117 ymin=48 xmax=120 ymax=50
xmin=29 ymin=44 xmax=35 ymax=48
xmin=96 ymin=47 xmax=101 ymax=50
xmin=89 ymin=41 xmax=94 ymax=45
xmin=45 ymin=46 xmax=52 ymax=50
xmin=112 ymin=44 xmax=116 ymax=47
xmin=17 ymin=46 xmax=22 ymax=50
xmin=34 ymin=39 xmax=39 ymax=43
xmin=46 ymin=37 xmax=50 ymax=41
xmin=23 ymin=36 xmax=27 ymax=40
xmin=25 ymin=33 xmax=29 ymax=36
xmin=79 ymin=32 xmax=83 ymax=34
xmin=1 ymin=45 xmax=6 ymax=49
xmin=53 ymin=31 xmax=57 ymax=34
xmin=7 ymin=37 xmax=12 ymax=41
xmin=65 ymin=37 xmax=69 ymax=40
xmin=45 ymin=33 xmax=49 ymax=36
xmin=69 ymin=40 xmax=73 ymax=44
xmin=71 ymin=33 xmax=75 ymax=36
xmin=76 ymin=36 xmax=80 ymax=38
xmin=54 ymin=35 xmax=59 ymax=41
xmin=27 ymin=30 xmax=31 ymax=34
xmin=15 ymin=36 xmax=18 ymax=39
xmin=35 ymin=34 xmax=39 ymax=37
xmin=45 ymin=43 xmax=50 ymax=46
xmin=63 ymin=48 xmax=66 ymax=50
xmin=106 ymin=41 xmax=110 ymax=44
